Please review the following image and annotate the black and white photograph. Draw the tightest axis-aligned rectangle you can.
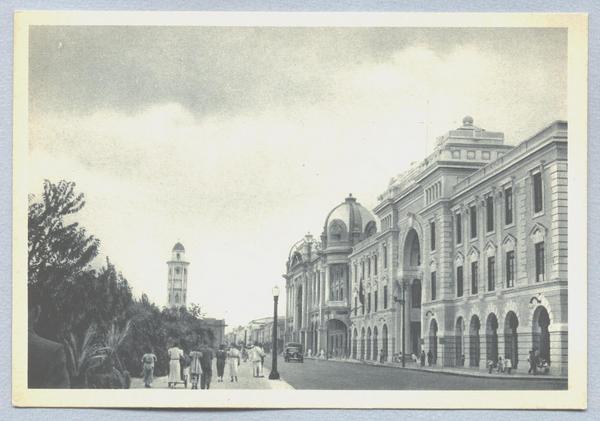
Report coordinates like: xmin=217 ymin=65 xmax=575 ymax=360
xmin=12 ymin=11 xmax=588 ymax=409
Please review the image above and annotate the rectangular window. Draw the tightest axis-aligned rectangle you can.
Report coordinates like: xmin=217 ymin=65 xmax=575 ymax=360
xmin=488 ymin=256 xmax=496 ymax=292
xmin=374 ymin=290 xmax=378 ymax=312
xmin=470 ymin=206 xmax=477 ymax=239
xmin=412 ymin=282 xmax=422 ymax=308
xmin=354 ymin=264 xmax=357 ymax=283
xmin=535 ymin=242 xmax=545 ymax=282
xmin=505 ymin=187 xmax=513 ymax=225
xmin=374 ymin=255 xmax=378 ymax=275
xmin=383 ymin=285 xmax=388 ymax=309
xmin=506 ymin=251 xmax=515 ymax=288
xmin=354 ymin=296 xmax=358 ymax=316
xmin=383 ymin=244 xmax=388 ymax=268
xmin=430 ymin=221 xmax=436 ymax=251
xmin=431 ymin=272 xmax=437 ymax=301
xmin=361 ymin=261 xmax=365 ymax=279
xmin=368 ymin=259 xmax=371 ymax=276
xmin=486 ymin=196 xmax=494 ymax=232
xmin=367 ymin=293 xmax=371 ymax=313
xmin=471 ymin=261 xmax=479 ymax=294
xmin=456 ymin=213 xmax=462 ymax=244
xmin=457 ymin=265 xmax=464 ymax=297
xmin=533 ymin=172 xmax=543 ymax=213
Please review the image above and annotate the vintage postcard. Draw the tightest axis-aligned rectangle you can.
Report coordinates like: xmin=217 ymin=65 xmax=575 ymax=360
xmin=12 ymin=11 xmax=587 ymax=409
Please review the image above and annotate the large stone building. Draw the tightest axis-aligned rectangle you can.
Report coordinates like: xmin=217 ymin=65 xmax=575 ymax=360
xmin=284 ymin=117 xmax=568 ymax=375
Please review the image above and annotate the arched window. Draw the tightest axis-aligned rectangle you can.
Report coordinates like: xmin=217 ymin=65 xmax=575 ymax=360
xmin=530 ymin=225 xmax=547 ymax=283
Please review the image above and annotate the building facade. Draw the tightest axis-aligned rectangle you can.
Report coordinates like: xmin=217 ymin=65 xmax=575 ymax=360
xmin=167 ymin=242 xmax=189 ymax=308
xmin=284 ymin=117 xmax=568 ymax=375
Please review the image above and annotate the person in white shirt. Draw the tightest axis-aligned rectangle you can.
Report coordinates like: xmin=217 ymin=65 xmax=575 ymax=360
xmin=249 ymin=343 xmax=265 ymax=377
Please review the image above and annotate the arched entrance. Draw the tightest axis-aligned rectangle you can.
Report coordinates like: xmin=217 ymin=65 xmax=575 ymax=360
xmin=455 ymin=317 xmax=465 ymax=367
xmin=366 ymin=327 xmax=372 ymax=360
xmin=504 ymin=311 xmax=519 ymax=368
xmin=373 ymin=326 xmax=379 ymax=361
xmin=403 ymin=228 xmax=422 ymax=356
xmin=327 ymin=319 xmax=347 ymax=358
xmin=429 ymin=319 xmax=438 ymax=365
xmin=532 ymin=306 xmax=551 ymax=364
xmin=469 ymin=315 xmax=481 ymax=367
xmin=486 ymin=313 xmax=499 ymax=364
xmin=382 ymin=324 xmax=389 ymax=362
xmin=352 ymin=328 xmax=358 ymax=359
xmin=360 ymin=327 xmax=365 ymax=360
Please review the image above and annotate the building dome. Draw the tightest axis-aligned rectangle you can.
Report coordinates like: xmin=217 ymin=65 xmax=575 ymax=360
xmin=323 ymin=194 xmax=377 ymax=244
xmin=172 ymin=242 xmax=185 ymax=252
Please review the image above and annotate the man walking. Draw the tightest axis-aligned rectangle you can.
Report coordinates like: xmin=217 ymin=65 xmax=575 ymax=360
xmin=249 ymin=342 xmax=265 ymax=378
xmin=199 ymin=343 xmax=214 ymax=389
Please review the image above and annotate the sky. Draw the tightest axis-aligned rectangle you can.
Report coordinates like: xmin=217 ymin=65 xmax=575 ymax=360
xmin=27 ymin=26 xmax=567 ymax=329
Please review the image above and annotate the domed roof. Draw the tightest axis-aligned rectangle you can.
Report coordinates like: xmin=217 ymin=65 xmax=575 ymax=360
xmin=172 ymin=242 xmax=185 ymax=252
xmin=324 ymin=194 xmax=377 ymax=239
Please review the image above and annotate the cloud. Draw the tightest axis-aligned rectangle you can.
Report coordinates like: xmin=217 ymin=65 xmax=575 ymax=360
xmin=27 ymin=27 xmax=567 ymax=326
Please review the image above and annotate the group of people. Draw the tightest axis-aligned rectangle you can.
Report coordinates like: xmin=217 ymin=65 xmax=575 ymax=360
xmin=140 ymin=341 xmax=267 ymax=389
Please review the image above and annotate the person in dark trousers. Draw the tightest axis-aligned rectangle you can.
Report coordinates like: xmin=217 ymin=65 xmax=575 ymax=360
xmin=215 ymin=344 xmax=227 ymax=382
xmin=427 ymin=350 xmax=433 ymax=366
xmin=28 ymin=285 xmax=71 ymax=389
xmin=200 ymin=344 xmax=214 ymax=389
xmin=420 ymin=350 xmax=426 ymax=367
xmin=528 ymin=349 xmax=537 ymax=375
xmin=379 ymin=349 xmax=385 ymax=363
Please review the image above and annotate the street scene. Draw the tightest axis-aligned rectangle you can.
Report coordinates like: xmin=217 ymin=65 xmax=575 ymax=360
xmin=23 ymin=20 xmax=572 ymax=398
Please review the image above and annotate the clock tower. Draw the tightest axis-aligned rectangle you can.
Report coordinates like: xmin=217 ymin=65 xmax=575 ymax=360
xmin=167 ymin=242 xmax=189 ymax=308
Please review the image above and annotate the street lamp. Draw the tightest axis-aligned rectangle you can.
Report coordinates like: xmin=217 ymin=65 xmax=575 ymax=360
xmin=269 ymin=285 xmax=281 ymax=380
xmin=393 ymin=280 xmax=407 ymax=368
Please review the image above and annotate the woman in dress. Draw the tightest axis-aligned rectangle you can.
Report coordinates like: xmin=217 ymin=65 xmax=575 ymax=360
xmin=167 ymin=341 xmax=184 ymax=388
xmin=141 ymin=347 xmax=157 ymax=388
xmin=215 ymin=344 xmax=227 ymax=383
xmin=227 ymin=344 xmax=241 ymax=382
xmin=188 ymin=348 xmax=203 ymax=389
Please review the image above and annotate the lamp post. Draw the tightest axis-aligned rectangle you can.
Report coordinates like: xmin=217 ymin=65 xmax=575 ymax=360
xmin=394 ymin=280 xmax=407 ymax=368
xmin=269 ymin=285 xmax=281 ymax=380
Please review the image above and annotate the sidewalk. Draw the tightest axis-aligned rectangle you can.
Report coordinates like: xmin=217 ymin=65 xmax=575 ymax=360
xmin=131 ymin=359 xmax=294 ymax=390
xmin=307 ymin=356 xmax=567 ymax=381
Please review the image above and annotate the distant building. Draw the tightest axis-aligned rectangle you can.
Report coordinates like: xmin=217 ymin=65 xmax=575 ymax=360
xmin=166 ymin=242 xmax=226 ymax=347
xmin=285 ymin=117 xmax=568 ymax=375
xmin=167 ymin=242 xmax=189 ymax=308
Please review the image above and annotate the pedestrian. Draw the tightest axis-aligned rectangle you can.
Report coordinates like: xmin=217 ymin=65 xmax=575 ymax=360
xmin=141 ymin=347 xmax=157 ymax=388
xmin=227 ymin=345 xmax=241 ymax=382
xmin=379 ymin=349 xmax=385 ymax=363
xmin=249 ymin=342 xmax=266 ymax=377
xmin=258 ymin=343 xmax=266 ymax=377
xmin=505 ymin=357 xmax=512 ymax=375
xmin=307 ymin=348 xmax=312 ymax=358
xmin=199 ymin=343 xmax=214 ymax=389
xmin=215 ymin=344 xmax=227 ymax=382
xmin=427 ymin=350 xmax=433 ymax=366
xmin=319 ymin=349 xmax=325 ymax=359
xmin=188 ymin=348 xmax=203 ymax=389
xmin=420 ymin=350 xmax=426 ymax=367
xmin=167 ymin=341 xmax=184 ymax=388
xmin=528 ymin=349 xmax=537 ymax=375
xmin=497 ymin=356 xmax=504 ymax=373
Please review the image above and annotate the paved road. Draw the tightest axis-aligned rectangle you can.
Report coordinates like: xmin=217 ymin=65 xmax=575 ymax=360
xmin=275 ymin=357 xmax=567 ymax=390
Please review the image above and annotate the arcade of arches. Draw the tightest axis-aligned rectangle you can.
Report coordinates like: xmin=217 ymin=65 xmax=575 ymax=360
xmin=428 ymin=306 xmax=555 ymax=372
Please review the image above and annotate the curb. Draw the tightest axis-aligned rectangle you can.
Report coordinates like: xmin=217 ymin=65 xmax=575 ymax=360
xmin=307 ymin=357 xmax=567 ymax=382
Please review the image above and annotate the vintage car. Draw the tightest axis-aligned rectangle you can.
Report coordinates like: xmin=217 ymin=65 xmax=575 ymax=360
xmin=283 ymin=342 xmax=304 ymax=363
